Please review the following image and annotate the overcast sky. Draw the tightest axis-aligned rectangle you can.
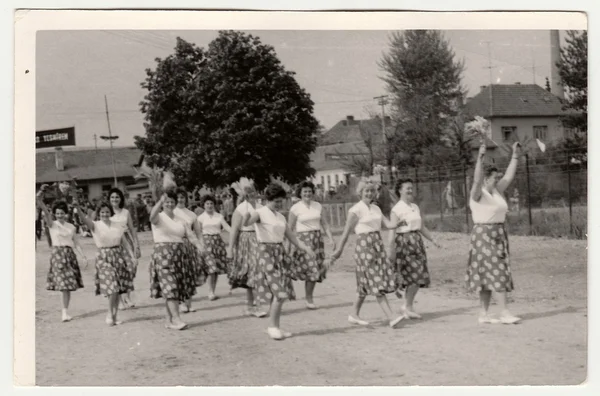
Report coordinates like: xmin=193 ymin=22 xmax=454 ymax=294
xmin=36 ymin=29 xmax=568 ymax=148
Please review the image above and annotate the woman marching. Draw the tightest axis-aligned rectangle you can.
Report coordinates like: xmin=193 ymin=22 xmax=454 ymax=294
xmin=195 ymin=194 xmax=231 ymax=301
xmin=226 ymin=178 xmax=267 ymax=317
xmin=108 ymin=188 xmax=141 ymax=309
xmin=243 ymin=183 xmax=316 ymax=340
xmin=174 ymin=187 xmax=207 ymax=313
xmin=287 ymin=181 xmax=335 ymax=310
xmin=73 ymin=200 xmax=135 ymax=326
xmin=36 ymin=190 xmax=87 ymax=322
xmin=388 ymin=179 xmax=441 ymax=319
xmin=149 ymin=190 xmax=201 ymax=330
xmin=467 ymin=141 xmax=522 ymax=325
xmin=331 ymin=180 xmax=404 ymax=328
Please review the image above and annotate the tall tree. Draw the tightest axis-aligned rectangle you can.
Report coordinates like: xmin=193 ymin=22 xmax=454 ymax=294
xmin=379 ymin=30 xmax=466 ymax=168
xmin=136 ymin=31 xmax=319 ymax=190
xmin=557 ymin=30 xmax=588 ymax=133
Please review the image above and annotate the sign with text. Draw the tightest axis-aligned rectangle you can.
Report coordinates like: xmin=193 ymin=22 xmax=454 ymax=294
xmin=36 ymin=127 xmax=76 ymax=149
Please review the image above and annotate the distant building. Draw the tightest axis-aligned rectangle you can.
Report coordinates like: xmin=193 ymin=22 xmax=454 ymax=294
xmin=36 ymin=146 xmax=149 ymax=200
xmin=464 ymin=83 xmax=574 ymax=159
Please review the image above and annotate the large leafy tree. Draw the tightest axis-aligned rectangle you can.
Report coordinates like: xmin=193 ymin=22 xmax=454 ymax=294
xmin=136 ymin=31 xmax=319 ymax=190
xmin=379 ymin=30 xmax=466 ymax=168
xmin=558 ymin=30 xmax=587 ymax=133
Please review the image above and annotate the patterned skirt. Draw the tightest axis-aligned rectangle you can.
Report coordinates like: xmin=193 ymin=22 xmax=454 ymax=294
xmin=253 ymin=243 xmax=296 ymax=304
xmin=46 ymin=246 xmax=84 ymax=291
xmin=149 ymin=242 xmax=197 ymax=302
xmin=228 ymin=231 xmax=258 ymax=289
xmin=289 ymin=230 xmax=326 ymax=282
xmin=465 ymin=223 xmax=514 ymax=293
xmin=354 ymin=232 xmax=396 ymax=297
xmin=121 ymin=229 xmax=138 ymax=278
xmin=183 ymin=237 xmax=207 ymax=287
xmin=394 ymin=231 xmax=430 ymax=289
xmin=201 ymin=234 xmax=228 ymax=275
xmin=94 ymin=246 xmax=135 ymax=297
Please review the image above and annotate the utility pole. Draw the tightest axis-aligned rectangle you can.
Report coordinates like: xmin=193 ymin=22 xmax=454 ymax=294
xmin=374 ymin=94 xmax=392 ymax=185
xmin=531 ymin=48 xmax=536 ymax=85
xmin=101 ymin=95 xmax=119 ymax=187
xmin=483 ymin=41 xmax=495 ymax=118
xmin=93 ymin=134 xmax=98 ymax=151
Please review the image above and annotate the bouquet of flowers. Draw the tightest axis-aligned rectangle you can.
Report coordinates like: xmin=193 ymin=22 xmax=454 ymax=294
xmin=464 ymin=116 xmax=492 ymax=142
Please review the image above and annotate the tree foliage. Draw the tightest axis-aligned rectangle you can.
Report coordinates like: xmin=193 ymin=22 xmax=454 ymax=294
xmin=136 ymin=31 xmax=319 ymax=190
xmin=558 ymin=30 xmax=588 ymax=132
xmin=379 ymin=30 xmax=466 ymax=168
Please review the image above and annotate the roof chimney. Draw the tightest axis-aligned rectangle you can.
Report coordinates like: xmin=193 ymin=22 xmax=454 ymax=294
xmin=54 ymin=147 xmax=65 ymax=171
xmin=514 ymin=82 xmax=521 ymax=85
xmin=550 ymin=30 xmax=565 ymax=99
xmin=480 ymin=85 xmax=487 ymax=92
xmin=346 ymin=115 xmax=354 ymax=122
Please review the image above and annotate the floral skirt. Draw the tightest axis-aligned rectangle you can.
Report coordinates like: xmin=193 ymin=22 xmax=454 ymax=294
xmin=46 ymin=246 xmax=84 ymax=291
xmin=121 ymin=229 xmax=138 ymax=279
xmin=394 ymin=231 xmax=430 ymax=289
xmin=354 ymin=232 xmax=396 ymax=297
xmin=183 ymin=237 xmax=207 ymax=287
xmin=289 ymin=230 xmax=326 ymax=282
xmin=253 ymin=243 xmax=296 ymax=304
xmin=201 ymin=234 xmax=228 ymax=275
xmin=465 ymin=223 xmax=514 ymax=293
xmin=149 ymin=242 xmax=197 ymax=302
xmin=94 ymin=246 xmax=135 ymax=297
xmin=229 ymin=231 xmax=258 ymax=289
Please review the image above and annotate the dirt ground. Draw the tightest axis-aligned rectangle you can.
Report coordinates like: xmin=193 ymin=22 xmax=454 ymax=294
xmin=35 ymin=231 xmax=587 ymax=386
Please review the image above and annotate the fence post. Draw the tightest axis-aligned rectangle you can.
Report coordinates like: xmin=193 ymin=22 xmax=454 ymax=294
xmin=566 ymin=150 xmax=573 ymax=235
xmin=437 ymin=166 xmax=444 ymax=222
xmin=525 ymin=153 xmax=533 ymax=235
xmin=462 ymin=162 xmax=469 ymax=232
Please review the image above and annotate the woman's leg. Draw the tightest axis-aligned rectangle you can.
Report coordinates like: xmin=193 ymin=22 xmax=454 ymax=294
xmin=208 ymin=274 xmax=218 ymax=299
xmin=479 ymin=290 xmax=492 ymax=317
xmin=348 ymin=294 xmax=369 ymax=325
xmin=61 ymin=291 xmax=71 ymax=322
xmin=494 ymin=291 xmax=521 ymax=323
xmin=305 ymin=281 xmax=317 ymax=306
xmin=166 ymin=299 xmax=187 ymax=329
xmin=376 ymin=294 xmax=405 ymax=327
xmin=403 ymin=285 xmax=422 ymax=318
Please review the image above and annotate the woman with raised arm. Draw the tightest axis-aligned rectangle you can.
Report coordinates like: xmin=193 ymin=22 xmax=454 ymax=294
xmin=108 ymin=188 xmax=141 ymax=309
xmin=73 ymin=200 xmax=135 ymax=326
xmin=36 ymin=189 xmax=87 ymax=322
xmin=243 ymin=183 xmax=316 ymax=340
xmin=331 ymin=180 xmax=404 ymax=328
xmin=388 ymin=179 xmax=441 ymax=320
xmin=467 ymin=141 xmax=522 ymax=325
xmin=226 ymin=179 xmax=267 ymax=317
xmin=287 ymin=180 xmax=336 ymax=310
xmin=174 ymin=187 xmax=206 ymax=313
xmin=149 ymin=190 xmax=201 ymax=330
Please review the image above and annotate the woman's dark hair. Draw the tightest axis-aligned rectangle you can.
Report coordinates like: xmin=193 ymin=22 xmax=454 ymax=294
xmin=108 ymin=188 xmax=125 ymax=209
xmin=265 ymin=183 xmax=287 ymax=201
xmin=95 ymin=201 xmax=115 ymax=218
xmin=295 ymin=181 xmax=315 ymax=198
xmin=164 ymin=189 xmax=178 ymax=202
xmin=175 ymin=187 xmax=188 ymax=206
xmin=200 ymin=194 xmax=217 ymax=208
xmin=229 ymin=187 xmax=238 ymax=206
xmin=483 ymin=165 xmax=499 ymax=178
xmin=52 ymin=200 xmax=69 ymax=215
xmin=394 ymin=178 xmax=413 ymax=197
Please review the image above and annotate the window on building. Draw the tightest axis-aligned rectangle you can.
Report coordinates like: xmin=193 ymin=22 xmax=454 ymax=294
xmin=335 ymin=174 xmax=339 ymax=186
xmin=320 ymin=176 xmax=325 ymax=189
xmin=533 ymin=125 xmax=548 ymax=141
xmin=564 ymin=127 xmax=579 ymax=139
xmin=326 ymin=175 xmax=331 ymax=190
xmin=501 ymin=126 xmax=517 ymax=142
xmin=102 ymin=184 xmax=112 ymax=192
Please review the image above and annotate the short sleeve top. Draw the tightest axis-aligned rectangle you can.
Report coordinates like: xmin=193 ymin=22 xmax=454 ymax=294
xmin=234 ymin=201 xmax=258 ymax=232
xmin=196 ymin=212 xmax=224 ymax=235
xmin=391 ymin=200 xmax=422 ymax=233
xmin=254 ymin=206 xmax=287 ymax=243
xmin=290 ymin=201 xmax=322 ymax=232
xmin=348 ymin=201 xmax=382 ymax=234
xmin=174 ymin=207 xmax=198 ymax=229
xmin=151 ymin=212 xmax=187 ymax=243
xmin=48 ymin=221 xmax=76 ymax=247
xmin=92 ymin=221 xmax=125 ymax=248
xmin=470 ymin=189 xmax=508 ymax=224
xmin=110 ymin=209 xmax=130 ymax=231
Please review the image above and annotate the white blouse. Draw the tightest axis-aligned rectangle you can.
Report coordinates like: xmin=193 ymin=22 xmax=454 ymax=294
xmin=235 ymin=201 xmax=258 ymax=232
xmin=174 ymin=207 xmax=198 ymax=229
xmin=254 ymin=206 xmax=287 ymax=243
xmin=196 ymin=212 xmax=224 ymax=235
xmin=152 ymin=212 xmax=187 ymax=243
xmin=470 ymin=189 xmax=509 ymax=224
xmin=348 ymin=201 xmax=383 ymax=234
xmin=391 ymin=200 xmax=422 ymax=233
xmin=49 ymin=221 xmax=76 ymax=247
xmin=290 ymin=201 xmax=322 ymax=232
xmin=110 ymin=208 xmax=130 ymax=231
xmin=92 ymin=221 xmax=125 ymax=248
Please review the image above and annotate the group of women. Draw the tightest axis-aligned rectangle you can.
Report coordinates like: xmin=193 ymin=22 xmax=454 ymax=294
xmin=38 ymin=140 xmax=522 ymax=340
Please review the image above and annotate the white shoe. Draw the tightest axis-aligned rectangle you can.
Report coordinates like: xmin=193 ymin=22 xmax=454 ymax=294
xmin=348 ymin=315 xmax=369 ymax=326
xmin=280 ymin=329 xmax=293 ymax=338
xmin=389 ymin=315 xmax=404 ymax=328
xmin=267 ymin=327 xmax=284 ymax=340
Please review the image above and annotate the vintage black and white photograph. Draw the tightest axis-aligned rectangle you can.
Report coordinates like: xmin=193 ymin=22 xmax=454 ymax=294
xmin=17 ymin=10 xmax=589 ymax=387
